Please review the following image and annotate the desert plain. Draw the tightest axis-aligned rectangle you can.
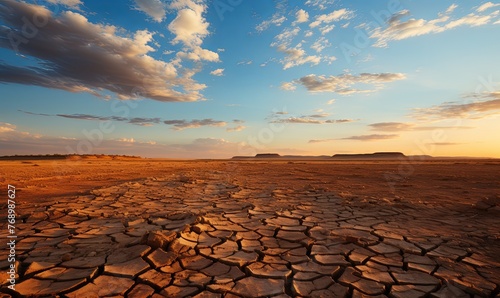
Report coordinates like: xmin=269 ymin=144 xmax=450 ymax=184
xmin=0 ymin=157 xmax=499 ymax=297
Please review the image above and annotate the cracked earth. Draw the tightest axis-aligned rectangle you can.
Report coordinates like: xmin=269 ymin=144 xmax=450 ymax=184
xmin=0 ymin=160 xmax=499 ymax=297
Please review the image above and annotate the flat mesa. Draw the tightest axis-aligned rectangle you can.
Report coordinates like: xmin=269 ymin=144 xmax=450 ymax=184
xmin=2 ymin=158 xmax=499 ymax=297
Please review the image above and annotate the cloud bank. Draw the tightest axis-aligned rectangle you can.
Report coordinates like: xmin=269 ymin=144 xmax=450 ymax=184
xmin=412 ymin=92 xmax=500 ymax=120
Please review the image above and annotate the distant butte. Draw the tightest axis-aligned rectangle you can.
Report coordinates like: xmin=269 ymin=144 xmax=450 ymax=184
xmin=331 ymin=152 xmax=406 ymax=159
xmin=255 ymin=153 xmax=281 ymax=158
xmin=232 ymin=152 xmax=408 ymax=160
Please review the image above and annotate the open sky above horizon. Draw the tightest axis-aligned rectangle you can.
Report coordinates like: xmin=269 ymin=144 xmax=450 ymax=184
xmin=0 ymin=0 xmax=499 ymax=158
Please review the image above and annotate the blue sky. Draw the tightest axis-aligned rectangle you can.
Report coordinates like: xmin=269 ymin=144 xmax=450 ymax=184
xmin=0 ymin=0 xmax=499 ymax=158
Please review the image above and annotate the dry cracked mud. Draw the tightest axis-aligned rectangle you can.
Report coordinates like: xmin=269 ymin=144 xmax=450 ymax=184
xmin=1 ymin=161 xmax=499 ymax=297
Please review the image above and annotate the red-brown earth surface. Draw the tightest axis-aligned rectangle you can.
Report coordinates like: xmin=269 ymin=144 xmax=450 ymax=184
xmin=0 ymin=158 xmax=499 ymax=297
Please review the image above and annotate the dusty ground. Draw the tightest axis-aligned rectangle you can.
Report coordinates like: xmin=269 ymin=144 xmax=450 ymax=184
xmin=1 ymin=159 xmax=499 ymax=206
xmin=0 ymin=159 xmax=499 ymax=297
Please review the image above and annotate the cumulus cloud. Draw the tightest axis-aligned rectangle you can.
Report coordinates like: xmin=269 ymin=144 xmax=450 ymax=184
xmin=412 ymin=92 xmax=500 ymax=120
xmin=210 ymin=68 xmax=224 ymax=76
xmin=371 ymin=7 xmax=500 ymax=47
xmin=0 ymin=1 xmax=210 ymax=102
xmin=133 ymin=0 xmax=166 ymax=22
xmin=293 ymin=9 xmax=309 ymax=25
xmin=280 ymin=82 xmax=296 ymax=91
xmin=309 ymin=9 xmax=354 ymax=28
xmin=176 ymin=46 xmax=219 ymax=62
xmin=167 ymin=0 xmax=219 ymax=63
xmin=284 ymin=73 xmax=406 ymax=94
xmin=168 ymin=1 xmax=208 ymax=47
xmin=277 ymin=45 xmax=321 ymax=69
xmin=164 ymin=119 xmax=227 ymax=130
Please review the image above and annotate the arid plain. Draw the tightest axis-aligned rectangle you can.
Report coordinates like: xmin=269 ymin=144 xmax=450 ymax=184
xmin=1 ymin=158 xmax=499 ymax=297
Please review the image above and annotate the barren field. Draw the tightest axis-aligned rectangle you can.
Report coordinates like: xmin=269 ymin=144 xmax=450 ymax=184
xmin=1 ymin=159 xmax=499 ymax=297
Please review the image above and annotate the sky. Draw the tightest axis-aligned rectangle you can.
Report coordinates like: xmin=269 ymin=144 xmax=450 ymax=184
xmin=0 ymin=0 xmax=499 ymax=158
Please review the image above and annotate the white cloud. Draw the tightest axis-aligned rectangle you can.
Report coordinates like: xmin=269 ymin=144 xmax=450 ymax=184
xmin=445 ymin=4 xmax=458 ymax=14
xmin=305 ymin=0 xmax=334 ymax=10
xmin=445 ymin=13 xmax=496 ymax=29
xmin=324 ymin=55 xmax=337 ymax=65
xmin=293 ymin=9 xmax=309 ymax=25
xmin=477 ymin=2 xmax=500 ymax=12
xmin=133 ymin=0 xmax=166 ymax=22
xmin=210 ymin=68 xmax=224 ymax=76
xmin=166 ymin=0 xmax=219 ymax=62
xmin=177 ymin=46 xmax=219 ymax=62
xmin=285 ymin=73 xmax=406 ymax=94
xmin=168 ymin=3 xmax=209 ymax=48
xmin=0 ymin=122 xmax=16 ymax=133
xmin=226 ymin=125 xmax=247 ymax=132
xmin=0 ymin=2 xmax=208 ymax=102
xmin=309 ymin=9 xmax=354 ymax=28
xmin=277 ymin=45 xmax=321 ymax=69
xmin=310 ymin=37 xmax=330 ymax=53
xmin=280 ymin=82 xmax=296 ymax=91
xmin=371 ymin=7 xmax=500 ymax=47
xmin=319 ymin=24 xmax=335 ymax=35
xmin=117 ymin=138 xmax=135 ymax=143
xmin=237 ymin=60 xmax=253 ymax=65
xmin=271 ymin=27 xmax=301 ymax=48
xmin=256 ymin=13 xmax=287 ymax=32
xmin=326 ymin=99 xmax=336 ymax=105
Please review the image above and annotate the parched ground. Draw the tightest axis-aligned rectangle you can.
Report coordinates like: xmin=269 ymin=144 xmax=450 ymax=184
xmin=0 ymin=159 xmax=499 ymax=297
